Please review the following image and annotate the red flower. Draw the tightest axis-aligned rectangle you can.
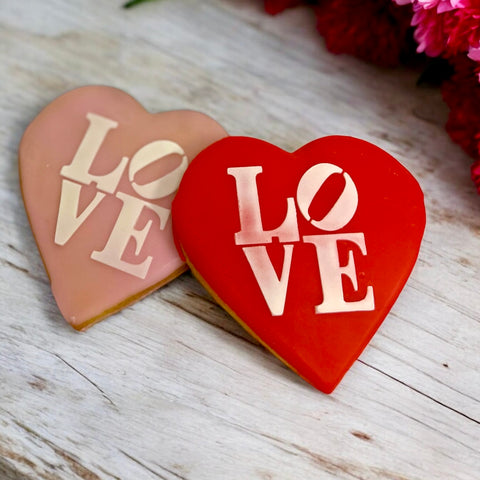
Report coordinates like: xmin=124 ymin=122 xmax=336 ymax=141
xmin=264 ymin=0 xmax=306 ymax=15
xmin=471 ymin=160 xmax=480 ymax=191
xmin=314 ymin=0 xmax=415 ymax=67
xmin=441 ymin=55 xmax=480 ymax=163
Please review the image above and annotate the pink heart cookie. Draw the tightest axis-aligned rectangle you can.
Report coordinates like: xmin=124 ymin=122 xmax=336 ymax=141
xmin=19 ymin=86 xmax=227 ymax=330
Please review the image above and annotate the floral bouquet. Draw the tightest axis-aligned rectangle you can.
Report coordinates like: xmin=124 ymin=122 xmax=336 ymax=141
xmin=265 ymin=0 xmax=480 ymax=191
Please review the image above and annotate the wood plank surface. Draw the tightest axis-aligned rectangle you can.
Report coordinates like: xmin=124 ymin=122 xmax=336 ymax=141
xmin=0 ymin=1 xmax=479 ymax=479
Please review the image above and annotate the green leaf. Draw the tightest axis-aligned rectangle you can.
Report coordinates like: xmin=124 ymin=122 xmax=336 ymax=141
xmin=123 ymin=0 xmax=160 ymax=9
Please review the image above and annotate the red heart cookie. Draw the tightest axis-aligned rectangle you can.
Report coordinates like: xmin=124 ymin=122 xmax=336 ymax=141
xmin=172 ymin=136 xmax=425 ymax=393
xmin=19 ymin=86 xmax=227 ymax=330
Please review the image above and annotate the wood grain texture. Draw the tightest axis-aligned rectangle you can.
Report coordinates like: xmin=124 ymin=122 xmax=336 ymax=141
xmin=0 ymin=0 xmax=479 ymax=479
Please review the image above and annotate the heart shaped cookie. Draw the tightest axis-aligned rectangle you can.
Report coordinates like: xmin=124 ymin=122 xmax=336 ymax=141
xmin=19 ymin=86 xmax=227 ymax=330
xmin=172 ymin=136 xmax=425 ymax=393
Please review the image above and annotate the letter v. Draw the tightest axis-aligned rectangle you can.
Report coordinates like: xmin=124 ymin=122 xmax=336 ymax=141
xmin=242 ymin=244 xmax=293 ymax=316
xmin=54 ymin=179 xmax=105 ymax=246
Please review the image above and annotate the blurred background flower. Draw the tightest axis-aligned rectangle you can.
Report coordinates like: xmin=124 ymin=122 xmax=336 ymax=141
xmin=263 ymin=0 xmax=480 ymax=191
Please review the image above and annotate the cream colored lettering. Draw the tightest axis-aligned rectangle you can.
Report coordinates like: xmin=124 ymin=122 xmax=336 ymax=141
xmin=228 ymin=166 xmax=299 ymax=245
xmin=230 ymin=163 xmax=375 ymax=315
xmin=129 ymin=140 xmax=188 ymax=200
xmin=56 ymin=114 xmax=190 ymax=278
xmin=303 ymin=233 xmax=375 ymax=313
xmin=60 ymin=113 xmax=128 ymax=194
xmin=242 ymin=245 xmax=294 ymax=316
xmin=90 ymin=192 xmax=170 ymax=279
xmin=54 ymin=179 xmax=106 ymax=246
xmin=296 ymin=163 xmax=358 ymax=231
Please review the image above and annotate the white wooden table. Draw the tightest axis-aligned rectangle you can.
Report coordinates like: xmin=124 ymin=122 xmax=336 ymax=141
xmin=1 ymin=1 xmax=479 ymax=479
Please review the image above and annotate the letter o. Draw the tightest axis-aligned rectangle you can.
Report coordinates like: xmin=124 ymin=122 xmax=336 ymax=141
xmin=129 ymin=140 xmax=188 ymax=200
xmin=296 ymin=163 xmax=358 ymax=231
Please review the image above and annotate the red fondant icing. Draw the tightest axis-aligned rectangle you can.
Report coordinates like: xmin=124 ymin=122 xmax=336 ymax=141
xmin=172 ymin=136 xmax=425 ymax=393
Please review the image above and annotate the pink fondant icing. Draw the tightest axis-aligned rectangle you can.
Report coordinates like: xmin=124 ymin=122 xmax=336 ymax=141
xmin=19 ymin=86 xmax=227 ymax=330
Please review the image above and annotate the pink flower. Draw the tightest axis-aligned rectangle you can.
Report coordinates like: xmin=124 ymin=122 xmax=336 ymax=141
xmin=395 ymin=0 xmax=469 ymax=11
xmin=411 ymin=7 xmax=451 ymax=55
xmin=396 ymin=0 xmax=480 ymax=58
xmin=468 ymin=45 xmax=480 ymax=61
